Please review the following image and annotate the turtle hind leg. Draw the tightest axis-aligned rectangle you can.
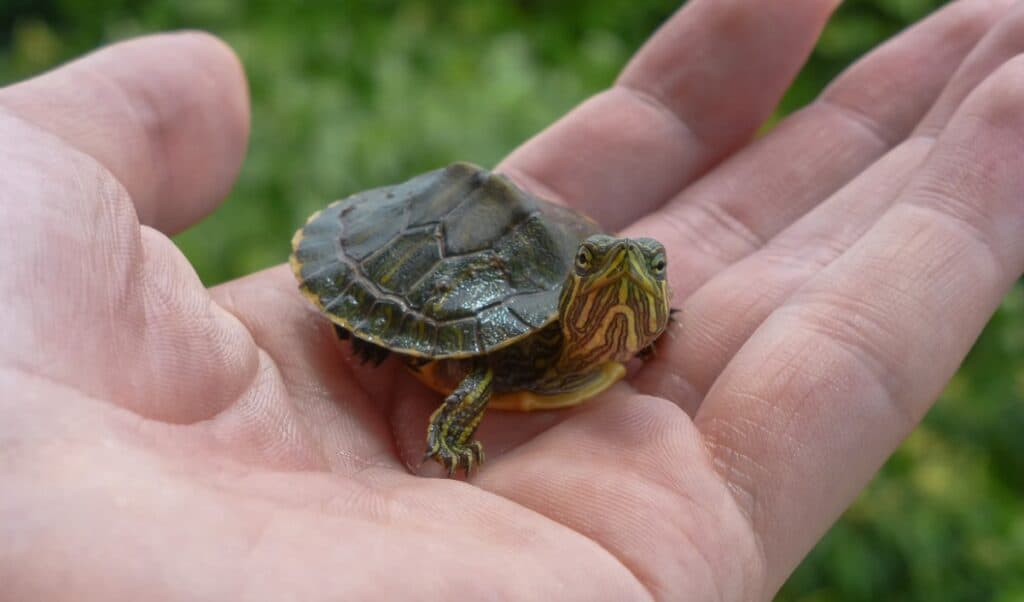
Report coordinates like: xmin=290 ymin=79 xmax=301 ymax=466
xmin=337 ymin=325 xmax=390 ymax=366
xmin=425 ymin=365 xmax=492 ymax=477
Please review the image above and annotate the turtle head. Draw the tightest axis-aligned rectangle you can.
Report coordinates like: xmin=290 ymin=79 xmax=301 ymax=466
xmin=557 ymin=234 xmax=671 ymax=368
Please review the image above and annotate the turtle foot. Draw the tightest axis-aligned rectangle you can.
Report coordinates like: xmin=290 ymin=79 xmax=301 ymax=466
xmin=424 ymin=435 xmax=485 ymax=478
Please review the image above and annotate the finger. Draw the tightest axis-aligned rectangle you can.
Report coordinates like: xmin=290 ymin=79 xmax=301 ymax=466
xmin=627 ymin=0 xmax=1011 ymax=297
xmin=0 ymin=31 xmax=249 ymax=234
xmin=640 ymin=1 xmax=1024 ymax=404
xmin=694 ymin=56 xmax=1024 ymax=592
xmin=499 ymin=0 xmax=839 ymax=229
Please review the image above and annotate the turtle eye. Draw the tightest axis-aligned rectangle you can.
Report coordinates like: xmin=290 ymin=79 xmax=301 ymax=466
xmin=650 ymin=253 xmax=667 ymax=277
xmin=575 ymin=246 xmax=594 ymax=273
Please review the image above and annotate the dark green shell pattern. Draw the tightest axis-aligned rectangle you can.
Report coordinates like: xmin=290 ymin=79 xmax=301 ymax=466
xmin=291 ymin=162 xmax=601 ymax=358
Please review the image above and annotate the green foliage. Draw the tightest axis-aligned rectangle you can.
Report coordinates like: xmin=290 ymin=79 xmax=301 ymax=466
xmin=2 ymin=1 xmax=1021 ymax=599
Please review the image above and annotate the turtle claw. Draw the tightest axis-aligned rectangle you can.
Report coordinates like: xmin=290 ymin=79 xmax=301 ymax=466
xmin=471 ymin=441 xmax=485 ymax=466
xmin=424 ymin=437 xmax=486 ymax=479
xmin=462 ymin=442 xmax=486 ymax=478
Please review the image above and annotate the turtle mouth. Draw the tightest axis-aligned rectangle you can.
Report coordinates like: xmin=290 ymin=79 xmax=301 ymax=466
xmin=624 ymin=268 xmax=661 ymax=297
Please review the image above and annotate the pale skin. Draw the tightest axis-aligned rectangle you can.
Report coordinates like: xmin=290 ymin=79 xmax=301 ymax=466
xmin=2 ymin=0 xmax=1024 ymax=599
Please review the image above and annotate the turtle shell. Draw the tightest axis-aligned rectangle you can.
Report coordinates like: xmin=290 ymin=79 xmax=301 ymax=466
xmin=290 ymin=162 xmax=601 ymax=358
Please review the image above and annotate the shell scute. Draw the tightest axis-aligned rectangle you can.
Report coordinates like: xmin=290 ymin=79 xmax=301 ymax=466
xmin=361 ymin=227 xmax=441 ymax=294
xmin=405 ymin=163 xmax=479 ymax=227
xmin=442 ymin=174 xmax=537 ymax=256
xmin=436 ymin=318 xmax=481 ymax=355
xmin=324 ymin=280 xmax=376 ymax=330
xmin=476 ymin=305 xmax=530 ymax=350
xmin=406 ymin=251 xmax=511 ymax=320
xmin=394 ymin=313 xmax=438 ymax=355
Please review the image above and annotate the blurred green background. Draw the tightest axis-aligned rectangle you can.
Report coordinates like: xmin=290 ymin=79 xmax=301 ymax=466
xmin=2 ymin=0 xmax=1021 ymax=598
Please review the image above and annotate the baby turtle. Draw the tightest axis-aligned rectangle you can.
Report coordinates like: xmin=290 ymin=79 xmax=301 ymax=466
xmin=290 ymin=162 xmax=671 ymax=476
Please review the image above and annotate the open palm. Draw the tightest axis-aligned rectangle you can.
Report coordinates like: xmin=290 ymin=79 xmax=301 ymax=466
xmin=4 ymin=1 xmax=1024 ymax=599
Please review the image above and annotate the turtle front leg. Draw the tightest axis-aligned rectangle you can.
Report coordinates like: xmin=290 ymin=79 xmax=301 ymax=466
xmin=425 ymin=366 xmax=492 ymax=477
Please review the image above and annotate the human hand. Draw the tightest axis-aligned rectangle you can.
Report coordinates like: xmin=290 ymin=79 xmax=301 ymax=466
xmin=3 ymin=1 xmax=1023 ymax=599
